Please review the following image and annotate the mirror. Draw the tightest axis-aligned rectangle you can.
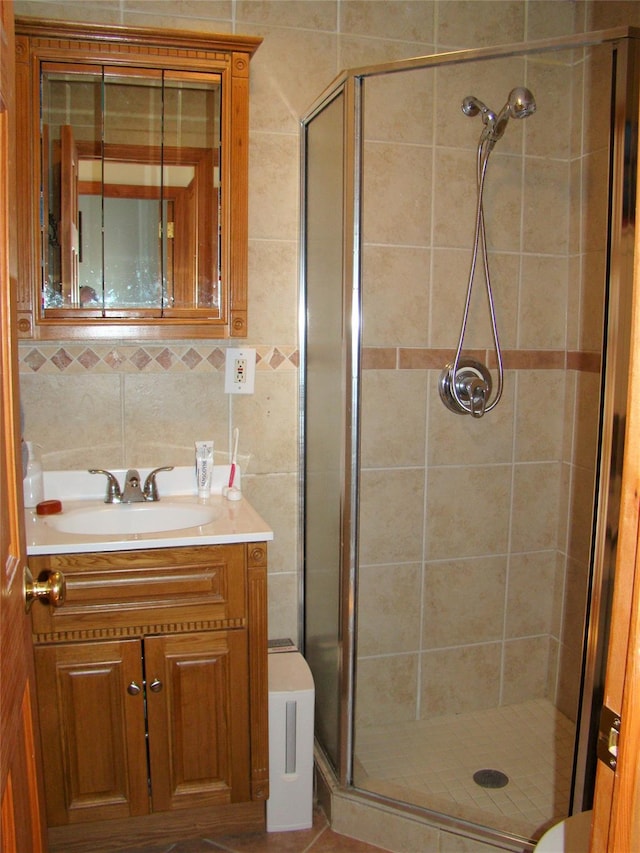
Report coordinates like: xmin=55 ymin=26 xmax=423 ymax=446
xmin=42 ymin=66 xmax=221 ymax=315
xmin=14 ymin=18 xmax=261 ymax=339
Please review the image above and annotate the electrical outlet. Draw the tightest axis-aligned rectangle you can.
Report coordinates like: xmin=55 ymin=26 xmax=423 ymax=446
xmin=225 ymin=347 xmax=256 ymax=394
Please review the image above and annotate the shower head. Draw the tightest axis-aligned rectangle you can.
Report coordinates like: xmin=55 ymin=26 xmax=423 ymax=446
xmin=461 ymin=87 xmax=536 ymax=151
xmin=490 ymin=87 xmax=536 ymax=144
xmin=505 ymin=86 xmax=536 ymax=120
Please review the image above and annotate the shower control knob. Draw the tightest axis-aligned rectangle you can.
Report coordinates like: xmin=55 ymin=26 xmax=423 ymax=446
xmin=439 ymin=358 xmax=492 ymax=418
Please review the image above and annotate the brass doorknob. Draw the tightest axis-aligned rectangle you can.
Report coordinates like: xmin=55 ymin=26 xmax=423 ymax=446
xmin=149 ymin=678 xmax=163 ymax=693
xmin=24 ymin=566 xmax=66 ymax=612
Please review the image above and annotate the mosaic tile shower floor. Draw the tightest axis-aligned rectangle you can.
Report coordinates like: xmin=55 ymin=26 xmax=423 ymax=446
xmin=354 ymin=698 xmax=575 ymax=842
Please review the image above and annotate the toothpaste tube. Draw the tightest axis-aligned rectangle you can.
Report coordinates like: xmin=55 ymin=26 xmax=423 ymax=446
xmin=195 ymin=440 xmax=214 ymax=499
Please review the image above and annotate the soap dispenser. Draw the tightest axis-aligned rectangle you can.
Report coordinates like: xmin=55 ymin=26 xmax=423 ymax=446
xmin=23 ymin=441 xmax=44 ymax=507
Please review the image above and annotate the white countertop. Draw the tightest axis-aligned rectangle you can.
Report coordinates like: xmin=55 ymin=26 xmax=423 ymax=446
xmin=25 ymin=466 xmax=273 ymax=555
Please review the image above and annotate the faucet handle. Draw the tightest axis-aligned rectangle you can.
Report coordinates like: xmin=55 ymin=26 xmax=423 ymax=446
xmin=89 ymin=468 xmax=122 ymax=503
xmin=143 ymin=466 xmax=174 ymax=502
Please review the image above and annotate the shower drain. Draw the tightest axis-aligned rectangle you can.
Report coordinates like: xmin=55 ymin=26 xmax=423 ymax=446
xmin=473 ymin=769 xmax=509 ymax=789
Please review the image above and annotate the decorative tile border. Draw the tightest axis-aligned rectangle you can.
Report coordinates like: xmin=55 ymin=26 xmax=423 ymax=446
xmin=362 ymin=347 xmax=601 ymax=373
xmin=18 ymin=343 xmax=299 ymax=374
xmin=18 ymin=343 xmax=599 ymax=375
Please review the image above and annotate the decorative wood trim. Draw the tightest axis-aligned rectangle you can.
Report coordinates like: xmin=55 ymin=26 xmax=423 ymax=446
xmin=33 ymin=617 xmax=246 ymax=644
xmin=246 ymin=542 xmax=269 ymax=800
xmin=15 ymin=18 xmax=262 ymax=57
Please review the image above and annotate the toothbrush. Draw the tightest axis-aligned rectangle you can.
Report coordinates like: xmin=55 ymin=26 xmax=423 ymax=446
xmin=228 ymin=428 xmax=239 ymax=489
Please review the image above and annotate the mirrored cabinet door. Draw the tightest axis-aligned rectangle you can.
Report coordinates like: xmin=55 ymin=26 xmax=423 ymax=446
xmin=15 ymin=19 xmax=261 ymax=340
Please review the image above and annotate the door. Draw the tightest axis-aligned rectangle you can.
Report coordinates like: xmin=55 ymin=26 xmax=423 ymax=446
xmin=145 ymin=630 xmax=250 ymax=811
xmin=33 ymin=640 xmax=149 ymax=825
xmin=0 ymin=1 xmax=48 ymax=850
xmin=590 ymin=254 xmax=640 ymax=846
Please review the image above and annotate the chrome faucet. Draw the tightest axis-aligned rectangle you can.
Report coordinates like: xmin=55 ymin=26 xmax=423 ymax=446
xmin=121 ymin=469 xmax=145 ymax=502
xmin=89 ymin=466 xmax=174 ymax=503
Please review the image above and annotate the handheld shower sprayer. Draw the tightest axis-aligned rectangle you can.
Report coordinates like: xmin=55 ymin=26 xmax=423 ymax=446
xmin=462 ymin=87 xmax=536 ymax=149
xmin=440 ymin=85 xmax=536 ymax=419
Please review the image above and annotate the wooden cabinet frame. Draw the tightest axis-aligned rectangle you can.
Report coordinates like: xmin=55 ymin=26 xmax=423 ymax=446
xmin=14 ymin=17 xmax=261 ymax=340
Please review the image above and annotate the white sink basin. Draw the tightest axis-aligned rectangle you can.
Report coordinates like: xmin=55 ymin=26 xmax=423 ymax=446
xmin=47 ymin=502 xmax=217 ymax=536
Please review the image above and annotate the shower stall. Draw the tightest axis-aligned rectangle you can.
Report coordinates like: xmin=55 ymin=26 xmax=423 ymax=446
xmin=301 ymin=27 xmax=639 ymax=852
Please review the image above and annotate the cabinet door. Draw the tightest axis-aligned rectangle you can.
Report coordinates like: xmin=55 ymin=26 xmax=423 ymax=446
xmin=145 ymin=630 xmax=250 ymax=811
xmin=34 ymin=639 xmax=149 ymax=826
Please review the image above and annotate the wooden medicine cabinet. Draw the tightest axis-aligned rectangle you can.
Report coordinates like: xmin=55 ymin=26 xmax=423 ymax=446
xmin=15 ymin=18 xmax=261 ymax=340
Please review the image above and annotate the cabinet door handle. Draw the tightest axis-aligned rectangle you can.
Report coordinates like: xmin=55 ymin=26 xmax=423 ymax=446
xmin=149 ymin=678 xmax=163 ymax=693
xmin=127 ymin=681 xmax=142 ymax=696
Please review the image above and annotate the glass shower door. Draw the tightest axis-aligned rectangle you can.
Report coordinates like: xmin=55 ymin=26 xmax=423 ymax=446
xmin=302 ymin=89 xmax=349 ymax=777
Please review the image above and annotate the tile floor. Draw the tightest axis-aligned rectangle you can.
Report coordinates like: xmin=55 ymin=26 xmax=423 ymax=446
xmin=116 ymin=807 xmax=389 ymax=853
xmin=354 ymin=698 xmax=575 ymax=842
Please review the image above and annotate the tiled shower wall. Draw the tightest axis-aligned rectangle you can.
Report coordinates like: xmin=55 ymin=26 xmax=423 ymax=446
xmin=15 ymin=0 xmax=640 ymax=650
xmin=355 ymin=41 xmax=610 ymax=726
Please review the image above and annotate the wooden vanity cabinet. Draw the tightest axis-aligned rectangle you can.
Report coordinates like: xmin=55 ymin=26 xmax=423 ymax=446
xmin=29 ymin=543 xmax=269 ymax=849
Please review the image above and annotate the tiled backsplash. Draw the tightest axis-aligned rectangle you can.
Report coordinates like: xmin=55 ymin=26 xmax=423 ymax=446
xmin=19 ymin=343 xmax=298 ymax=375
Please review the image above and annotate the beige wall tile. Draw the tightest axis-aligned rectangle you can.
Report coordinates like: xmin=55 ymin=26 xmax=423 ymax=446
xmin=420 ymin=644 xmax=502 ymax=717
xmin=426 ymin=465 xmax=511 ymax=559
xmin=17 ymin=0 xmax=124 ymax=24
xmin=248 ymin=239 xmax=298 ymax=344
xmin=502 ymin=636 xmax=550 ymax=704
xmin=566 ymin=464 xmax=597 ymax=564
xmin=587 ymin=0 xmax=640 ymax=29
xmin=359 ymin=469 xmax=425 ymax=565
xmin=525 ymin=55 xmax=574 ymax=160
xmin=518 ymin=255 xmax=568 ymax=350
xmin=429 ymin=249 xmax=520 ymax=352
xmin=436 ymin=1 xmax=525 ymax=49
xmin=249 ymin=25 xmax=338 ymax=133
xmin=243 ymin=472 xmax=297 ymax=574
xmin=581 ymin=149 xmax=610 ymax=253
xmin=510 ymin=462 xmax=562 ymax=552
xmin=123 ymin=372 xmax=227 ymax=468
xmin=579 ymin=253 xmax=606 ymax=352
xmin=572 ymin=370 xmax=601 ymax=470
xmin=338 ymin=33 xmax=435 ymax=71
xmin=249 ymin=132 xmax=299 ymax=241
xmin=356 ymin=654 xmax=419 ymax=726
xmin=341 ymin=1 xmax=435 ymax=42
xmin=522 ymin=158 xmax=570 ymax=255
xmin=357 ymin=563 xmax=422 ymax=655
xmin=364 ymin=67 xmax=434 ymax=146
xmin=21 ymin=373 xmax=124 ymax=470
xmin=422 ymin=557 xmax=507 ymax=648
xmin=526 ymin=0 xmax=581 ymax=40
xmin=363 ymin=141 xmax=432 ymax=246
xmin=360 ymin=370 xmax=427 ymax=468
xmin=555 ymin=641 xmax=583 ymax=721
xmin=231 ymin=370 xmax=298 ymax=474
xmin=361 ymin=245 xmax=431 ymax=348
xmin=506 ymin=552 xmax=556 ymax=638
xmin=266 ymin=571 xmax=299 ymax=643
xmin=514 ymin=369 xmax=566 ymax=462
xmin=237 ymin=1 xmax=337 ymax=30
